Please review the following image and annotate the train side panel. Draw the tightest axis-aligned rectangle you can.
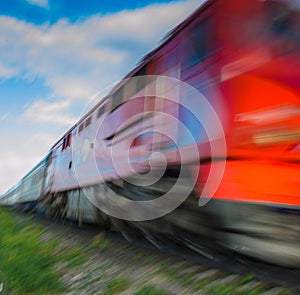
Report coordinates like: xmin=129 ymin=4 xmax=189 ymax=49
xmin=19 ymin=158 xmax=47 ymax=203
xmin=0 ymin=155 xmax=50 ymax=210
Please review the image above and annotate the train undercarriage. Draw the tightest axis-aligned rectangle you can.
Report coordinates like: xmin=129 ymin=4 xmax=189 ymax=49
xmin=29 ymin=166 xmax=300 ymax=268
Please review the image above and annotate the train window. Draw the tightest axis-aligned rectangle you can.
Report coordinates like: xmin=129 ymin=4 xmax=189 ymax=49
xmin=104 ymin=100 xmax=112 ymax=112
xmin=62 ymin=137 xmax=66 ymax=151
xmin=123 ymin=78 xmax=137 ymax=101
xmin=185 ymin=19 xmax=212 ymax=67
xmin=97 ymin=105 xmax=105 ymax=118
xmin=67 ymin=133 xmax=72 ymax=147
xmin=135 ymin=66 xmax=147 ymax=93
xmin=266 ymin=1 xmax=291 ymax=35
xmin=111 ymin=87 xmax=123 ymax=110
xmin=85 ymin=116 xmax=92 ymax=128
xmin=62 ymin=133 xmax=72 ymax=151
xmin=78 ymin=123 xmax=84 ymax=133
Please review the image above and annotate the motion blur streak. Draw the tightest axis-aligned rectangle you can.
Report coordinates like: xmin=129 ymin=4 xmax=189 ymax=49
xmin=0 ymin=0 xmax=300 ymax=267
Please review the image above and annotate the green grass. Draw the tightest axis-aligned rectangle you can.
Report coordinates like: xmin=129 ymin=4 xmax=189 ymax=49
xmin=203 ymin=274 xmax=265 ymax=295
xmin=133 ymin=285 xmax=170 ymax=295
xmin=133 ymin=251 xmax=145 ymax=262
xmin=237 ymin=274 xmax=255 ymax=285
xmin=155 ymin=260 xmax=172 ymax=274
xmin=102 ymin=277 xmax=131 ymax=295
xmin=0 ymin=208 xmax=64 ymax=294
xmin=182 ymin=275 xmax=196 ymax=286
xmin=278 ymin=291 xmax=295 ymax=295
xmin=194 ymin=277 xmax=215 ymax=290
xmin=133 ymin=252 xmax=157 ymax=265
xmin=156 ymin=261 xmax=195 ymax=287
xmin=205 ymin=285 xmax=266 ymax=295
xmin=143 ymin=255 xmax=157 ymax=265
xmin=64 ymin=247 xmax=88 ymax=268
xmin=77 ymin=273 xmax=108 ymax=291
xmin=87 ymin=233 xmax=112 ymax=251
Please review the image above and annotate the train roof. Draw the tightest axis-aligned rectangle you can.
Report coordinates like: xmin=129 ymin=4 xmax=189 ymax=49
xmin=50 ymin=0 xmax=210 ymax=150
xmin=127 ymin=0 xmax=211 ymax=77
xmin=107 ymin=0 xmax=211 ymax=94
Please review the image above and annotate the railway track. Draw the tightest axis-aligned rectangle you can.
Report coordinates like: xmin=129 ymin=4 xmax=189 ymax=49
xmin=23 ymin=212 xmax=300 ymax=294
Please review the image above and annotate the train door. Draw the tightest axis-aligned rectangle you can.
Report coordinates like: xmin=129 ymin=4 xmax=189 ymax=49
xmin=43 ymin=150 xmax=56 ymax=194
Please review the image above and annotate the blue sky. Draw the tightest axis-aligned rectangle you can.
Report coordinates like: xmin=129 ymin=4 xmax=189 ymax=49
xmin=1 ymin=0 xmax=181 ymax=24
xmin=0 ymin=0 xmax=199 ymax=193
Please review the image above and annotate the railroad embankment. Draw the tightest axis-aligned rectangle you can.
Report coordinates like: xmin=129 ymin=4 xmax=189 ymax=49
xmin=0 ymin=209 xmax=297 ymax=295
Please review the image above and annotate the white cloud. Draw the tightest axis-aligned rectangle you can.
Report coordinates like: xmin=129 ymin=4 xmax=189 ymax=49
xmin=23 ymin=99 xmax=78 ymax=126
xmin=0 ymin=113 xmax=9 ymax=121
xmin=26 ymin=0 xmax=49 ymax=9
xmin=0 ymin=62 xmax=18 ymax=79
xmin=0 ymin=0 xmax=199 ymax=104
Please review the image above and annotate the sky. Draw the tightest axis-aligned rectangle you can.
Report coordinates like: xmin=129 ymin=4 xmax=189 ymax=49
xmin=0 ymin=0 xmax=200 ymax=193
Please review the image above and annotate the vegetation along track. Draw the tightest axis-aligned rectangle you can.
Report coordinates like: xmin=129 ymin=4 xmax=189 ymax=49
xmin=4 ymin=209 xmax=297 ymax=295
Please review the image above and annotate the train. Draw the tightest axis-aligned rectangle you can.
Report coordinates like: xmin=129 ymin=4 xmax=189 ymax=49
xmin=1 ymin=0 xmax=300 ymax=267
